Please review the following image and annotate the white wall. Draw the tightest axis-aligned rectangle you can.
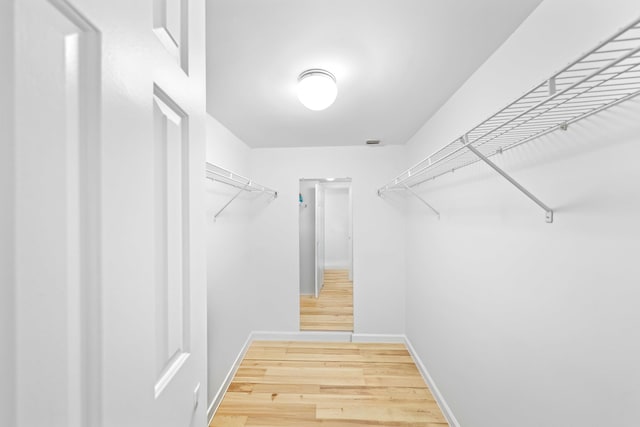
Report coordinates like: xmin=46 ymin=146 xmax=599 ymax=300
xmin=205 ymin=116 xmax=254 ymax=411
xmin=404 ymin=1 xmax=640 ymax=426
xmin=324 ymin=187 xmax=350 ymax=269
xmin=249 ymin=145 xmax=407 ymax=334
xmin=0 ymin=1 xmax=15 ymax=425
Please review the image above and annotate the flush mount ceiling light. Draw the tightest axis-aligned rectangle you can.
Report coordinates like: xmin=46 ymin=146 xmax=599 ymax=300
xmin=297 ymin=69 xmax=337 ymax=111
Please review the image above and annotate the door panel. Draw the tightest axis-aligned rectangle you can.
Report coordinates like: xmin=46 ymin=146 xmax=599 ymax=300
xmin=15 ymin=2 xmax=100 ymax=426
xmin=152 ymin=86 xmax=191 ymax=400
xmin=153 ymin=0 xmax=189 ymax=73
xmin=13 ymin=0 xmax=207 ymax=426
xmin=298 ymin=182 xmax=316 ymax=296
xmin=315 ymin=183 xmax=325 ymax=297
xmin=147 ymin=0 xmax=206 ymax=425
xmin=348 ymin=185 xmax=353 ymax=281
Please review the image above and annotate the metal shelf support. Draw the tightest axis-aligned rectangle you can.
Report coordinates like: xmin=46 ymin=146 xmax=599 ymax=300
xmin=402 ymin=183 xmax=440 ymax=219
xmin=205 ymin=162 xmax=278 ymax=221
xmin=462 ymin=136 xmax=554 ymax=223
xmin=213 ymin=183 xmax=250 ymax=221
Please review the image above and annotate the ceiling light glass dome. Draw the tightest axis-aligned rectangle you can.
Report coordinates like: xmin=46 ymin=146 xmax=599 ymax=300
xmin=297 ymin=69 xmax=337 ymax=111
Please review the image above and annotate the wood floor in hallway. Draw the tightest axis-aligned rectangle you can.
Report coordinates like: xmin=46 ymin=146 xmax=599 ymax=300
xmin=210 ymin=341 xmax=449 ymax=427
xmin=300 ymin=269 xmax=353 ymax=331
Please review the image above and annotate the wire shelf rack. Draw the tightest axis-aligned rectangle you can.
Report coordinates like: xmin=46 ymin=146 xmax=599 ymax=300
xmin=378 ymin=16 xmax=640 ymax=222
xmin=205 ymin=162 xmax=277 ymax=220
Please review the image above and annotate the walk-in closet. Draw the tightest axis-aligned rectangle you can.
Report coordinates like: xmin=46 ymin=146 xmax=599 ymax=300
xmin=3 ymin=1 xmax=639 ymax=427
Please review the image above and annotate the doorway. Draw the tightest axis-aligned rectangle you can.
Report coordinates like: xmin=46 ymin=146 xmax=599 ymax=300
xmin=299 ymin=178 xmax=353 ymax=331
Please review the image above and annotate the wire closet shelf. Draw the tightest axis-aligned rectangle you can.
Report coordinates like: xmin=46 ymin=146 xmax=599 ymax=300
xmin=205 ymin=162 xmax=277 ymax=220
xmin=378 ymin=17 xmax=640 ymax=222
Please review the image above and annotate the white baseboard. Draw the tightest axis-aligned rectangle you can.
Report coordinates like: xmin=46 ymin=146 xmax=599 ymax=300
xmin=403 ymin=336 xmax=461 ymax=427
xmin=252 ymin=330 xmax=352 ymax=342
xmin=351 ymin=333 xmax=406 ymax=343
xmin=207 ymin=332 xmax=254 ymax=425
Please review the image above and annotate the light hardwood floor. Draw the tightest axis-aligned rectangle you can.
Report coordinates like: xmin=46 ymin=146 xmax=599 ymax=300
xmin=210 ymin=341 xmax=449 ymax=427
xmin=300 ymin=269 xmax=353 ymax=331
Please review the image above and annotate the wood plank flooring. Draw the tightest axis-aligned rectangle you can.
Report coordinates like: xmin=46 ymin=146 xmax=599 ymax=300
xmin=210 ymin=341 xmax=449 ymax=427
xmin=300 ymin=269 xmax=353 ymax=331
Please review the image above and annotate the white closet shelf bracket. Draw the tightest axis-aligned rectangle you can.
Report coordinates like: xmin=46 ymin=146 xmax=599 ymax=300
xmin=462 ymin=135 xmax=553 ymax=223
xmin=378 ymin=16 xmax=640 ymax=223
xmin=213 ymin=182 xmax=250 ymax=221
xmin=205 ymin=162 xmax=278 ymax=221
xmin=402 ymin=183 xmax=440 ymax=219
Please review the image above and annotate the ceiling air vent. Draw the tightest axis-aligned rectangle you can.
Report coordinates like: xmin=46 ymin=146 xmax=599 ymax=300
xmin=365 ymin=139 xmax=381 ymax=146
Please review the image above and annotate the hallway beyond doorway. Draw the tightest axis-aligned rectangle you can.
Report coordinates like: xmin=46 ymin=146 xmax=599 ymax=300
xmin=300 ymin=270 xmax=353 ymax=331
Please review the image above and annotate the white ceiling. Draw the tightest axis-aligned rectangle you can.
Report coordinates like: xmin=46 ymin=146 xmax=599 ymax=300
xmin=205 ymin=0 xmax=542 ymax=149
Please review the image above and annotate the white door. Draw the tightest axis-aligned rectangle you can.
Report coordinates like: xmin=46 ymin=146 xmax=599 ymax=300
xmin=13 ymin=1 xmax=207 ymax=426
xmin=348 ymin=184 xmax=354 ymax=281
xmin=314 ymin=182 xmax=325 ymax=298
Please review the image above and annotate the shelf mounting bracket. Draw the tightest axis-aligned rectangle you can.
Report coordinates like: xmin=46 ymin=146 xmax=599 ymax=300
xmin=462 ymin=136 xmax=554 ymax=223
xmin=213 ymin=183 xmax=250 ymax=221
xmin=402 ymin=183 xmax=440 ymax=219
